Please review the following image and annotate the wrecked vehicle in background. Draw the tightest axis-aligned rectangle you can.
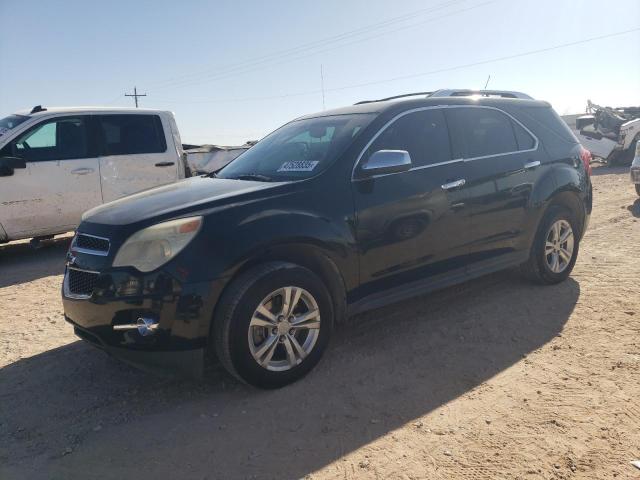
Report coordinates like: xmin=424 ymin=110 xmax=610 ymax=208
xmin=0 ymin=106 xmax=189 ymax=245
xmin=630 ymin=140 xmax=640 ymax=196
xmin=576 ymin=100 xmax=640 ymax=166
xmin=183 ymin=142 xmax=255 ymax=175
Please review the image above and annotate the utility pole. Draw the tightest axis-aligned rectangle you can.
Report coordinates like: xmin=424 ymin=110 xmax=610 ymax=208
xmin=320 ymin=64 xmax=326 ymax=110
xmin=125 ymin=86 xmax=147 ymax=108
xmin=484 ymin=75 xmax=491 ymax=90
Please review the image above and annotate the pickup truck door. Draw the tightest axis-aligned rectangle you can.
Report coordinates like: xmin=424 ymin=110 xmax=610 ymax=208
xmin=0 ymin=115 xmax=101 ymax=239
xmin=96 ymin=114 xmax=180 ymax=203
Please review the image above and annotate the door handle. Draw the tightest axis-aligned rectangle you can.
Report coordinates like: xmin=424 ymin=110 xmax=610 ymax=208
xmin=441 ymin=179 xmax=466 ymax=190
xmin=155 ymin=162 xmax=175 ymax=167
xmin=524 ymin=160 xmax=541 ymax=170
xmin=71 ymin=168 xmax=94 ymax=175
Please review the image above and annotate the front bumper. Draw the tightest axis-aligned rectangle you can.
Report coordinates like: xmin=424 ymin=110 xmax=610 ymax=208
xmin=62 ymin=266 xmax=227 ymax=378
xmin=67 ymin=318 xmax=205 ymax=377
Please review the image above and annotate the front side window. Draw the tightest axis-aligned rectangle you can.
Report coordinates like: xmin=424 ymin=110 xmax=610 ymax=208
xmin=0 ymin=114 xmax=29 ymax=137
xmin=98 ymin=114 xmax=167 ymax=156
xmin=363 ymin=109 xmax=451 ymax=168
xmin=217 ymin=114 xmax=375 ymax=181
xmin=7 ymin=116 xmax=88 ymax=162
xmin=447 ymin=108 xmax=519 ymax=158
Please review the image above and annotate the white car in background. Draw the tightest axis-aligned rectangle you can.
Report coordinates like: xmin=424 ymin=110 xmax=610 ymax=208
xmin=0 ymin=106 xmax=187 ymax=244
xmin=630 ymin=140 xmax=640 ymax=196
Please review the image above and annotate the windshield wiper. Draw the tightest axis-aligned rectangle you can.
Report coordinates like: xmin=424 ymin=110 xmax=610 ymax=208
xmin=227 ymin=173 xmax=274 ymax=182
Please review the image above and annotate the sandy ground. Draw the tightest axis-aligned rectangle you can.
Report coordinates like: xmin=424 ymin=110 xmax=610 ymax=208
xmin=0 ymin=165 xmax=639 ymax=480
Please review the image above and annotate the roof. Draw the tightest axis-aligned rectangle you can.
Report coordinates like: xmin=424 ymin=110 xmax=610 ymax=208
xmin=14 ymin=106 xmax=171 ymax=116
xmin=295 ymin=95 xmax=550 ymax=121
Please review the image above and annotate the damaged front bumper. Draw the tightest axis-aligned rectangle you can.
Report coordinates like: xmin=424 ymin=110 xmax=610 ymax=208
xmin=62 ymin=264 xmax=226 ymax=379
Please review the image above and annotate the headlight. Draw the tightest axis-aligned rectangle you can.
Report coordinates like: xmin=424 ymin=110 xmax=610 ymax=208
xmin=113 ymin=216 xmax=202 ymax=272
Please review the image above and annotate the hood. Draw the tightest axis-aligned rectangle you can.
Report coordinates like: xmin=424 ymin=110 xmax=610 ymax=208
xmin=82 ymin=176 xmax=287 ymax=226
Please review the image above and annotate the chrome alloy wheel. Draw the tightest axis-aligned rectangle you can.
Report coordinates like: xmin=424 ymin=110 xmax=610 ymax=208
xmin=248 ymin=287 xmax=321 ymax=372
xmin=545 ymin=219 xmax=574 ymax=273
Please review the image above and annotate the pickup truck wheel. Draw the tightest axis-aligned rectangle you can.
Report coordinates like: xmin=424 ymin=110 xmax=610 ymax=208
xmin=213 ymin=262 xmax=333 ymax=389
xmin=520 ymin=206 xmax=580 ymax=285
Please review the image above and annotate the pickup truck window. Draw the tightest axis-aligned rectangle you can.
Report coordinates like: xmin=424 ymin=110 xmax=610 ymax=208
xmin=98 ymin=114 xmax=167 ymax=156
xmin=0 ymin=114 xmax=29 ymax=136
xmin=217 ymin=113 xmax=375 ymax=181
xmin=9 ymin=116 xmax=89 ymax=162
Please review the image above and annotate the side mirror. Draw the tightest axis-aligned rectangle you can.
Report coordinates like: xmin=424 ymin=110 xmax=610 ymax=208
xmin=0 ymin=156 xmax=26 ymax=177
xmin=361 ymin=150 xmax=412 ymax=177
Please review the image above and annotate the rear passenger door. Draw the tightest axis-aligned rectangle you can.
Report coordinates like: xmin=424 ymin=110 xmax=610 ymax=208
xmin=352 ymin=108 xmax=470 ymax=295
xmin=97 ymin=114 xmax=179 ymax=203
xmin=445 ymin=106 xmax=541 ymax=261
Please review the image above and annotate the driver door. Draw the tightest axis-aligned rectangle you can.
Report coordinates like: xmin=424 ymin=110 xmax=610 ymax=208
xmin=0 ymin=115 xmax=102 ymax=239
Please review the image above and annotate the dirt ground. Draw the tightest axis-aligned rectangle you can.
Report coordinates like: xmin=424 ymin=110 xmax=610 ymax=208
xmin=0 ymin=165 xmax=638 ymax=480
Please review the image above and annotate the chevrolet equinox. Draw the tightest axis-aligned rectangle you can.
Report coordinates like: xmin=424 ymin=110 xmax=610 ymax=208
xmin=62 ymin=89 xmax=593 ymax=388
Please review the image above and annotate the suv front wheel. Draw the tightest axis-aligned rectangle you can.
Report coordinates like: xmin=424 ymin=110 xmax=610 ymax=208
xmin=213 ymin=262 xmax=333 ymax=389
xmin=521 ymin=206 xmax=580 ymax=284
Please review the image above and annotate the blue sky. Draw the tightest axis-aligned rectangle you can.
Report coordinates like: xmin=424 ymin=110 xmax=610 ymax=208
xmin=1 ymin=0 xmax=639 ymax=145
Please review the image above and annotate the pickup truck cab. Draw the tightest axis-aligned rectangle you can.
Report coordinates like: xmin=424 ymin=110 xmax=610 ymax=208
xmin=0 ymin=106 xmax=186 ymax=243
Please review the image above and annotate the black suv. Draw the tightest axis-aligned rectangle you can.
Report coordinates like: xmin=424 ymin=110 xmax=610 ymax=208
xmin=62 ymin=89 xmax=592 ymax=388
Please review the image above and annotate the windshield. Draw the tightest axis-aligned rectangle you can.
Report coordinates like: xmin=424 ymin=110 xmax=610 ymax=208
xmin=0 ymin=114 xmax=29 ymax=137
xmin=217 ymin=114 xmax=375 ymax=181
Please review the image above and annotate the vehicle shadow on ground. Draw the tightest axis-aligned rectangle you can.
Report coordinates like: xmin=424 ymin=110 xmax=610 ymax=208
xmin=0 ymin=236 xmax=70 ymax=288
xmin=590 ymin=164 xmax=629 ymax=176
xmin=0 ymin=271 xmax=579 ymax=480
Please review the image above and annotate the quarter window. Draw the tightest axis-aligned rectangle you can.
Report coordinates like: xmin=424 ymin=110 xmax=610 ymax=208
xmin=8 ymin=116 xmax=89 ymax=162
xmin=446 ymin=108 xmax=520 ymax=158
xmin=364 ymin=109 xmax=451 ymax=168
xmin=512 ymin=119 xmax=536 ymax=150
xmin=98 ymin=115 xmax=166 ymax=156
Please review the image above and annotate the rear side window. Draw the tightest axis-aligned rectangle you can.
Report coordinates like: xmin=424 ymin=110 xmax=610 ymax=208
xmin=446 ymin=108 xmax=518 ymax=158
xmin=98 ymin=115 xmax=167 ymax=156
xmin=7 ymin=116 xmax=89 ymax=162
xmin=518 ymin=106 xmax=578 ymax=144
xmin=365 ymin=109 xmax=451 ymax=167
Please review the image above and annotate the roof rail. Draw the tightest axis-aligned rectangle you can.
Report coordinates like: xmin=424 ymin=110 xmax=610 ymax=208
xmin=354 ymin=91 xmax=434 ymax=105
xmin=428 ymin=89 xmax=533 ymax=100
xmin=30 ymin=105 xmax=47 ymax=114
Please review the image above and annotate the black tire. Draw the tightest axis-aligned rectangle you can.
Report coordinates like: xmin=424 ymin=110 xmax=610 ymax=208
xmin=213 ymin=262 xmax=333 ymax=389
xmin=520 ymin=206 xmax=580 ymax=285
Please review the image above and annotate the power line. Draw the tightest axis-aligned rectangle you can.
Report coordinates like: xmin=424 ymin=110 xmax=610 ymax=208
xmin=149 ymin=27 xmax=640 ymax=106
xmin=146 ymin=0 xmax=470 ymax=90
xmin=153 ymin=0 xmax=490 ymax=92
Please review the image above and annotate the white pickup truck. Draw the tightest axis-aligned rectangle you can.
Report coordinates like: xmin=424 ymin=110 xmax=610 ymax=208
xmin=0 ymin=106 xmax=188 ymax=244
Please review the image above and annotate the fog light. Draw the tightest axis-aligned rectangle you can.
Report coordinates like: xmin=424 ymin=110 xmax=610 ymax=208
xmin=137 ymin=317 xmax=159 ymax=336
xmin=113 ymin=317 xmax=159 ymax=336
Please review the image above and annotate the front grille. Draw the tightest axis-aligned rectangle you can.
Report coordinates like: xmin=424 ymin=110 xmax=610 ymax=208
xmin=74 ymin=234 xmax=110 ymax=255
xmin=67 ymin=268 xmax=99 ymax=297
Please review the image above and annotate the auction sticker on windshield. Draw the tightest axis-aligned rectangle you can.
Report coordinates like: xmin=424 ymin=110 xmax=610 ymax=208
xmin=277 ymin=160 xmax=319 ymax=172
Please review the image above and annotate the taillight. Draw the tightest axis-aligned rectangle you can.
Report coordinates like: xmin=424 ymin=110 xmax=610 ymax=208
xmin=580 ymin=147 xmax=592 ymax=176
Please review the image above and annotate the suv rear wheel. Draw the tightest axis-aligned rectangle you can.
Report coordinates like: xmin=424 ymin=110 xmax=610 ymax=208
xmin=213 ymin=262 xmax=333 ymax=389
xmin=521 ymin=206 xmax=580 ymax=284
